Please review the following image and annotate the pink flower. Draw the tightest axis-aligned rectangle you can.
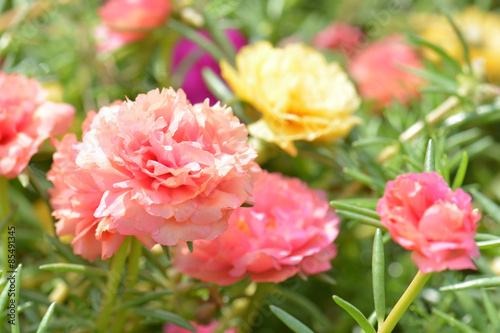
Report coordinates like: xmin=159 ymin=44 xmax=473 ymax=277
xmin=163 ymin=321 xmax=236 ymax=333
xmin=348 ymin=35 xmax=424 ymax=107
xmin=48 ymin=88 xmax=257 ymax=260
xmin=312 ymin=22 xmax=364 ymax=56
xmin=97 ymin=0 xmax=172 ymax=51
xmin=172 ymin=29 xmax=247 ymax=104
xmin=173 ymin=171 xmax=339 ymax=285
xmin=0 ymin=72 xmax=74 ymax=178
xmin=377 ymin=172 xmax=481 ymax=273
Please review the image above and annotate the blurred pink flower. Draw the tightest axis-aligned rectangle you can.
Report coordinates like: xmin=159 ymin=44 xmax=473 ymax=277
xmin=48 ymin=88 xmax=258 ymax=260
xmin=173 ymin=171 xmax=339 ymax=285
xmin=312 ymin=22 xmax=364 ymax=56
xmin=172 ymin=29 xmax=247 ymax=104
xmin=163 ymin=321 xmax=236 ymax=333
xmin=377 ymin=172 xmax=481 ymax=273
xmin=0 ymin=72 xmax=74 ymax=178
xmin=348 ymin=35 xmax=424 ymax=107
xmin=97 ymin=0 xmax=172 ymax=51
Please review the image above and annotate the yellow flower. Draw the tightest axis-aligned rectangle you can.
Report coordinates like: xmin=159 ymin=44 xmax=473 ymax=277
xmin=414 ymin=6 xmax=500 ymax=82
xmin=221 ymin=41 xmax=360 ymax=156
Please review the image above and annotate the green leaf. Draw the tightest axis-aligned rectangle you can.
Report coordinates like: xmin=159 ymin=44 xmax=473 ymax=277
xmin=0 ymin=276 xmax=10 ymax=312
xmin=39 ymin=263 xmax=107 ymax=277
xmin=452 ymin=152 xmax=469 ymax=190
xmin=133 ymin=308 xmax=195 ymax=331
xmin=335 ymin=210 xmax=386 ymax=230
xmin=481 ymin=289 xmax=499 ymax=329
xmin=186 ymin=241 xmax=194 ymax=253
xmin=470 ymin=189 xmax=500 ymax=224
xmin=343 ymin=168 xmax=385 ymax=191
xmin=432 ymin=308 xmax=478 ymax=333
xmin=372 ymin=229 xmax=385 ymax=328
xmin=424 ymin=139 xmax=436 ymax=172
xmin=36 ymin=302 xmax=56 ymax=333
xmin=444 ymin=13 xmax=472 ymax=73
xmin=332 ymin=296 xmax=376 ymax=333
xmin=477 ymin=239 xmax=500 ymax=250
xmin=330 ymin=201 xmax=380 ymax=220
xmin=161 ymin=245 xmax=171 ymax=261
xmin=440 ymin=276 xmax=500 ymax=291
xmin=119 ymin=290 xmax=174 ymax=309
xmin=269 ymin=305 xmax=314 ymax=333
xmin=408 ymin=34 xmax=462 ymax=73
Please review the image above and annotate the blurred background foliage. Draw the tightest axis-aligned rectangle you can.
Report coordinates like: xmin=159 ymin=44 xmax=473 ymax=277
xmin=3 ymin=0 xmax=500 ymax=332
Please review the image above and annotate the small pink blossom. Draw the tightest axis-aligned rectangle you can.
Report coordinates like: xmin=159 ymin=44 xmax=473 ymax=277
xmin=173 ymin=171 xmax=339 ymax=285
xmin=0 ymin=72 xmax=74 ymax=178
xmin=377 ymin=172 xmax=481 ymax=273
xmin=312 ymin=22 xmax=364 ymax=56
xmin=348 ymin=35 xmax=424 ymax=107
xmin=97 ymin=0 xmax=172 ymax=51
xmin=163 ymin=321 xmax=236 ymax=333
xmin=48 ymin=88 xmax=257 ymax=260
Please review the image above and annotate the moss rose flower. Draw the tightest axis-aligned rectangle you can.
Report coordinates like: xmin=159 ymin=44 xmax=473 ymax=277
xmin=377 ymin=172 xmax=481 ymax=273
xmin=0 ymin=72 xmax=75 ymax=178
xmin=221 ymin=41 xmax=360 ymax=156
xmin=48 ymin=88 xmax=258 ymax=260
xmin=173 ymin=171 xmax=339 ymax=285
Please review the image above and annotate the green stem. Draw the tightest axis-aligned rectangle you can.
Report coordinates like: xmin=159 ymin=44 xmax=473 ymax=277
xmin=110 ymin=238 xmax=143 ymax=333
xmin=95 ymin=237 xmax=131 ymax=333
xmin=378 ymin=271 xmax=432 ymax=333
xmin=238 ymin=283 xmax=275 ymax=333
xmin=1 ymin=177 xmax=10 ymax=270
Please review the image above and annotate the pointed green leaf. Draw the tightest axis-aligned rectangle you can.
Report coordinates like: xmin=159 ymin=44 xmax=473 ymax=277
xmin=335 ymin=210 xmax=386 ymax=230
xmin=432 ymin=308 xmax=478 ymax=333
xmin=11 ymin=264 xmax=22 ymax=333
xmin=119 ymin=290 xmax=174 ymax=309
xmin=444 ymin=13 xmax=472 ymax=73
xmin=408 ymin=34 xmax=462 ymax=72
xmin=477 ymin=239 xmax=500 ymax=250
xmin=269 ymin=305 xmax=314 ymax=333
xmin=372 ymin=229 xmax=385 ymax=328
xmin=186 ymin=241 xmax=194 ymax=253
xmin=424 ymin=139 xmax=436 ymax=172
xmin=36 ymin=302 xmax=56 ymax=333
xmin=39 ymin=263 xmax=107 ymax=277
xmin=133 ymin=308 xmax=195 ymax=332
xmin=343 ymin=168 xmax=385 ymax=190
xmin=440 ymin=276 xmax=500 ymax=291
xmin=470 ymin=189 xmax=500 ymax=224
xmin=481 ymin=289 xmax=499 ymax=329
xmin=330 ymin=201 xmax=380 ymax=220
xmin=0 ymin=278 xmax=10 ymax=312
xmin=161 ymin=245 xmax=171 ymax=261
xmin=332 ymin=296 xmax=376 ymax=333
xmin=452 ymin=152 xmax=469 ymax=190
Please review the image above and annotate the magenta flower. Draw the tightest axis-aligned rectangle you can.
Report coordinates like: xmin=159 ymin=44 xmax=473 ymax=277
xmin=377 ymin=172 xmax=481 ymax=273
xmin=312 ymin=22 xmax=364 ymax=56
xmin=173 ymin=171 xmax=339 ymax=285
xmin=48 ymin=88 xmax=258 ymax=261
xmin=171 ymin=29 xmax=247 ymax=104
xmin=0 ymin=72 xmax=74 ymax=178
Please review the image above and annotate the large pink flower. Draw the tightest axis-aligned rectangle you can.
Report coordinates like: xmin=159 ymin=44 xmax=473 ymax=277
xmin=348 ymin=35 xmax=424 ymax=107
xmin=96 ymin=0 xmax=172 ymax=51
xmin=173 ymin=171 xmax=339 ymax=285
xmin=163 ymin=321 xmax=236 ymax=333
xmin=377 ymin=172 xmax=481 ymax=273
xmin=312 ymin=22 xmax=364 ymax=57
xmin=48 ymin=88 xmax=257 ymax=260
xmin=0 ymin=72 xmax=74 ymax=178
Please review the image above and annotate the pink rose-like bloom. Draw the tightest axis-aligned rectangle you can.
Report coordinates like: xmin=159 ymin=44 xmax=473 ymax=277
xmin=173 ymin=171 xmax=339 ymax=285
xmin=163 ymin=321 xmax=236 ymax=333
xmin=377 ymin=172 xmax=481 ymax=273
xmin=48 ymin=88 xmax=257 ymax=261
xmin=172 ymin=29 xmax=247 ymax=104
xmin=97 ymin=0 xmax=172 ymax=51
xmin=349 ymin=35 xmax=424 ymax=107
xmin=312 ymin=22 xmax=364 ymax=56
xmin=0 ymin=72 xmax=74 ymax=178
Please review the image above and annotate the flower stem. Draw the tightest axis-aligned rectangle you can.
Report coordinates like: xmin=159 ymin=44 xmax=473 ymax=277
xmin=0 ymin=177 xmax=10 ymax=269
xmin=378 ymin=271 xmax=431 ymax=333
xmin=238 ymin=282 xmax=275 ymax=333
xmin=110 ymin=237 xmax=143 ymax=333
xmin=96 ymin=237 xmax=131 ymax=333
